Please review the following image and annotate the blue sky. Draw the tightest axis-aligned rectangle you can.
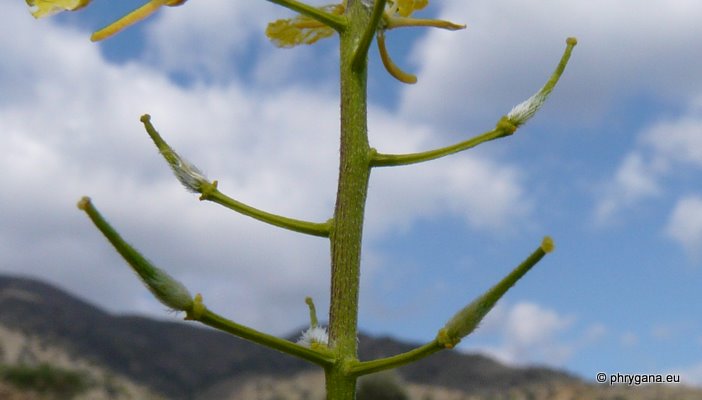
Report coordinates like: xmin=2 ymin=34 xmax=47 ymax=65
xmin=2 ymin=0 xmax=702 ymax=386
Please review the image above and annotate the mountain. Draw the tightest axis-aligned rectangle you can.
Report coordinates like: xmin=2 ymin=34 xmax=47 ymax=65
xmin=0 ymin=275 xmax=699 ymax=400
xmin=0 ymin=275 xmax=314 ymax=399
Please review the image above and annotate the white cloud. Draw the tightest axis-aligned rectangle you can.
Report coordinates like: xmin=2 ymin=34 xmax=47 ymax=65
xmin=364 ymin=107 xmax=531 ymax=236
xmin=644 ymin=115 xmax=702 ymax=167
xmin=0 ymin=2 xmax=532 ymax=335
xmin=466 ymin=302 xmax=577 ymax=366
xmin=143 ymin=0 xmax=340 ymax=85
xmin=665 ymin=196 xmax=702 ymax=257
xmin=669 ymin=362 xmax=702 ymax=387
xmin=143 ymin=0 xmax=272 ymax=81
xmin=594 ymin=152 xmax=663 ymax=224
xmin=594 ymin=107 xmax=702 ymax=226
xmin=367 ymin=156 xmax=529 ymax=237
xmin=620 ymin=332 xmax=639 ymax=347
xmin=651 ymin=324 xmax=676 ymax=341
xmin=463 ymin=302 xmax=608 ymax=368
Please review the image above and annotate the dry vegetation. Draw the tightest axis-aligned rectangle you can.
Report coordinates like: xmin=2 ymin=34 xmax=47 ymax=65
xmin=204 ymin=370 xmax=702 ymax=400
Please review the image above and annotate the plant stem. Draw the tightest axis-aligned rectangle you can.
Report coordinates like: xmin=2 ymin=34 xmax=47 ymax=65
xmin=195 ymin=308 xmax=335 ymax=367
xmin=204 ymin=187 xmax=332 ymax=237
xmin=348 ymin=340 xmax=443 ymax=376
xmin=352 ymin=0 xmax=387 ymax=72
xmin=326 ymin=1 xmax=374 ymax=398
xmin=370 ymin=122 xmax=513 ymax=167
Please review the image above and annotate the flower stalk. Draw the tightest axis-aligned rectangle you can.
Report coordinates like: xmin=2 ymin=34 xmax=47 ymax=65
xmin=370 ymin=118 xmax=513 ymax=166
xmin=192 ymin=301 xmax=335 ymax=366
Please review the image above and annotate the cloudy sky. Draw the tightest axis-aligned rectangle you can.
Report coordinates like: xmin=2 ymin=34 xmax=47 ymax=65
xmin=3 ymin=0 xmax=702 ymax=386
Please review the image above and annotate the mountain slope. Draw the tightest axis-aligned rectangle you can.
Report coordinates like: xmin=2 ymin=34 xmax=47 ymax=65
xmin=359 ymin=334 xmax=575 ymax=393
xmin=0 ymin=275 xmax=312 ymax=398
xmin=0 ymin=275 xmax=577 ymax=398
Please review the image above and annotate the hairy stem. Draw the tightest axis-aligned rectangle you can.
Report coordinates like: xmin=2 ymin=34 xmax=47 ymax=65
xmin=326 ymin=1 xmax=374 ymax=398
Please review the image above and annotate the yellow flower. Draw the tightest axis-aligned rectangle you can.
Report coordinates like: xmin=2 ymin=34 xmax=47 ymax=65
xmin=379 ymin=0 xmax=464 ymax=84
xmin=26 ymin=0 xmax=187 ymax=40
xmin=26 ymin=0 xmax=90 ymax=18
xmin=264 ymin=1 xmax=463 ymax=84
xmin=266 ymin=4 xmax=345 ymax=48
xmin=390 ymin=0 xmax=428 ymax=17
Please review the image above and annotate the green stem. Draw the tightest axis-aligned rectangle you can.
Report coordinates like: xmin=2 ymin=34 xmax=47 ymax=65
xmin=306 ymin=296 xmax=319 ymax=328
xmin=194 ymin=307 xmax=335 ymax=367
xmin=385 ymin=16 xmax=466 ymax=31
xmin=352 ymin=0 xmax=387 ymax=72
xmin=370 ymin=118 xmax=516 ymax=167
xmin=266 ymin=0 xmax=347 ymax=32
xmin=348 ymin=340 xmax=443 ymax=377
xmin=325 ymin=1 xmax=375 ymax=398
xmin=202 ymin=185 xmax=332 ymax=237
xmin=325 ymin=366 xmax=357 ymax=400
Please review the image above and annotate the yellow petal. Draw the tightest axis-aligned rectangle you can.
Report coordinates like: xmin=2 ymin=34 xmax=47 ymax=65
xmin=26 ymin=0 xmax=90 ymax=18
xmin=395 ymin=0 xmax=427 ymax=17
xmin=266 ymin=18 xmax=334 ymax=48
xmin=414 ymin=0 xmax=429 ymax=11
xmin=265 ymin=4 xmax=343 ymax=48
